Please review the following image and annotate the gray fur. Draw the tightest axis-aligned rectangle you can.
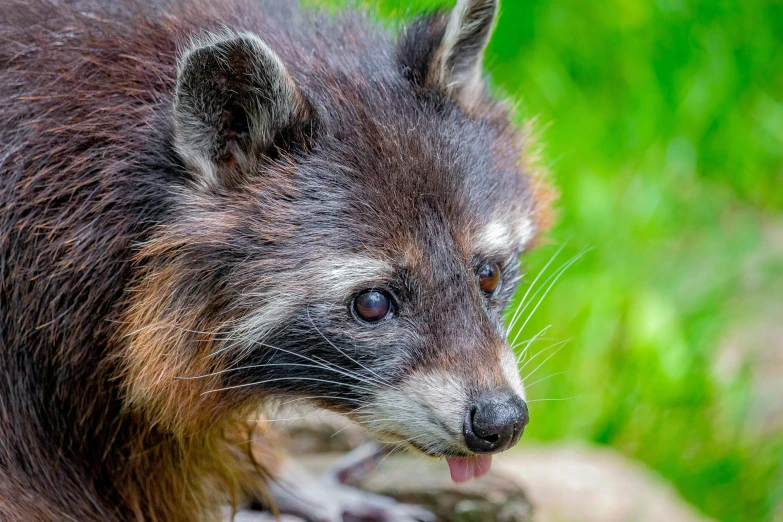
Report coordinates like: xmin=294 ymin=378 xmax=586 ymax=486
xmin=0 ymin=0 xmax=546 ymax=519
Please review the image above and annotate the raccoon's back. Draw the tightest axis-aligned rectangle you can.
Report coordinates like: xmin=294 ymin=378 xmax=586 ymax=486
xmin=0 ymin=1 xmax=181 ymax=359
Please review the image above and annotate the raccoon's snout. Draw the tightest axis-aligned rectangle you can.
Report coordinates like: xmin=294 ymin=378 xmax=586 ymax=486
xmin=463 ymin=392 xmax=529 ymax=454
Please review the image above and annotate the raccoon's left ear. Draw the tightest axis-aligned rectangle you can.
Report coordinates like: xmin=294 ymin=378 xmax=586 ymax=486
xmin=399 ymin=0 xmax=498 ymax=110
xmin=173 ymin=32 xmax=313 ymax=189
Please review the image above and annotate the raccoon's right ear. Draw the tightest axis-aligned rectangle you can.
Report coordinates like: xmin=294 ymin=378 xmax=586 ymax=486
xmin=399 ymin=0 xmax=498 ymax=111
xmin=173 ymin=32 xmax=313 ymax=189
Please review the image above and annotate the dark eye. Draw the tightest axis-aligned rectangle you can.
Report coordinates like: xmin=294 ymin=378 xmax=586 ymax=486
xmin=478 ymin=262 xmax=501 ymax=296
xmin=352 ymin=290 xmax=393 ymax=323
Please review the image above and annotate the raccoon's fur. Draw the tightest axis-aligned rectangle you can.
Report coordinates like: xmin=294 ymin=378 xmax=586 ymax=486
xmin=0 ymin=0 xmax=554 ymax=520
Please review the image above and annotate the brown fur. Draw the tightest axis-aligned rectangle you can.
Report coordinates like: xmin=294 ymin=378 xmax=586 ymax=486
xmin=0 ymin=2 xmax=296 ymax=519
xmin=0 ymin=0 xmax=554 ymax=520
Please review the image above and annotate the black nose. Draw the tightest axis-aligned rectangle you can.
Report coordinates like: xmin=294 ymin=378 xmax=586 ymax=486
xmin=463 ymin=392 xmax=529 ymax=454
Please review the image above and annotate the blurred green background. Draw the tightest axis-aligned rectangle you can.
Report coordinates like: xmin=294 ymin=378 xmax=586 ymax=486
xmin=313 ymin=1 xmax=783 ymax=520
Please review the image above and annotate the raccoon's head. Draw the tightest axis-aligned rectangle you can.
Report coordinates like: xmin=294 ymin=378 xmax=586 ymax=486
xmin=123 ymin=0 xmax=552 ymax=481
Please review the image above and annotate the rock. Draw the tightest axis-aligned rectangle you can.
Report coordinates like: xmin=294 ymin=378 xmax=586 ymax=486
xmin=277 ymin=411 xmax=534 ymax=521
xmin=298 ymin=453 xmax=533 ymax=522
xmin=272 ymin=411 xmax=713 ymax=522
xmin=360 ymin=455 xmax=533 ymax=522
xmin=496 ymin=445 xmax=713 ymax=522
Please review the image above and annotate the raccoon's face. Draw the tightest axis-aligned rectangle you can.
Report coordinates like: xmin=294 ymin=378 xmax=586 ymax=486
xmin=133 ymin=0 xmax=547 ymax=479
xmin=269 ymin=112 xmax=537 ymax=475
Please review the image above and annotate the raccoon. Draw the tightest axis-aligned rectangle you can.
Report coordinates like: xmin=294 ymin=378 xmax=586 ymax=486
xmin=0 ymin=0 xmax=553 ymax=520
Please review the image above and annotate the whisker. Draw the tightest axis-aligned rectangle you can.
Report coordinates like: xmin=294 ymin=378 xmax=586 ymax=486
xmin=373 ymin=435 xmax=430 ymax=472
xmin=201 ymin=376 xmax=378 ymax=395
xmin=255 ymin=341 xmax=385 ymax=391
xmin=306 ymin=306 xmax=398 ymax=390
xmin=177 ymin=362 xmax=372 ymax=380
xmin=329 ymin=423 xmax=362 ymax=439
xmin=276 ymin=395 xmax=371 ymax=408
xmin=526 ymin=394 xmax=583 ymax=403
xmin=249 ymin=403 xmax=372 ymax=424
xmin=514 ymin=324 xmax=552 ymax=366
xmin=512 ymin=335 xmax=559 ymax=349
xmin=509 ymin=248 xmax=589 ymax=347
xmin=509 ymin=251 xmax=585 ymax=348
xmin=505 ymin=242 xmax=567 ymax=332
xmin=523 ymin=371 xmax=568 ymax=390
xmin=246 ymin=415 xmax=318 ymax=423
xmin=518 ymin=338 xmax=571 ymax=373
xmin=179 ymin=346 xmax=384 ymax=397
xmin=521 ymin=338 xmax=572 ymax=382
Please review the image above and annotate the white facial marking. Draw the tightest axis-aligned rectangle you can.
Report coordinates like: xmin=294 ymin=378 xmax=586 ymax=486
xmin=500 ymin=347 xmax=526 ymax=400
xmin=231 ymin=254 xmax=393 ymax=357
xmin=360 ymin=370 xmax=469 ymax=455
xmin=235 ymin=288 xmax=298 ymax=346
xmin=513 ymin=216 xmax=535 ymax=248
xmin=478 ymin=221 xmax=513 ymax=252
xmin=319 ymin=255 xmax=394 ymax=300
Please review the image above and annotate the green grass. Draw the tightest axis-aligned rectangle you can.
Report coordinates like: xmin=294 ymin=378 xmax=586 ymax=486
xmin=313 ymin=1 xmax=783 ymax=520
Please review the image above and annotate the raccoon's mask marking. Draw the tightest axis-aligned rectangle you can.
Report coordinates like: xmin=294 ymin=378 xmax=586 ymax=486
xmin=123 ymin=0 xmax=541 ymax=479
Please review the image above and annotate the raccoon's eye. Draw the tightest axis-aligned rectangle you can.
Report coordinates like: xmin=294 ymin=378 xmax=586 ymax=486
xmin=478 ymin=262 xmax=501 ymax=296
xmin=352 ymin=290 xmax=393 ymax=323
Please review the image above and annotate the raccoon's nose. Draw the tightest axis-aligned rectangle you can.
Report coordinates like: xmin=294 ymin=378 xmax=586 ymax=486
xmin=463 ymin=392 xmax=529 ymax=454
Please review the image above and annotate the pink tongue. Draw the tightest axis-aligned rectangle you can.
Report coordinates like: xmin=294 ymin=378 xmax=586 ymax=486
xmin=446 ymin=455 xmax=492 ymax=483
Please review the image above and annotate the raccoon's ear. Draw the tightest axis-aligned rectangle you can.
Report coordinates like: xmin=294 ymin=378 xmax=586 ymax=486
xmin=173 ymin=32 xmax=312 ymax=189
xmin=399 ymin=0 xmax=498 ymax=110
